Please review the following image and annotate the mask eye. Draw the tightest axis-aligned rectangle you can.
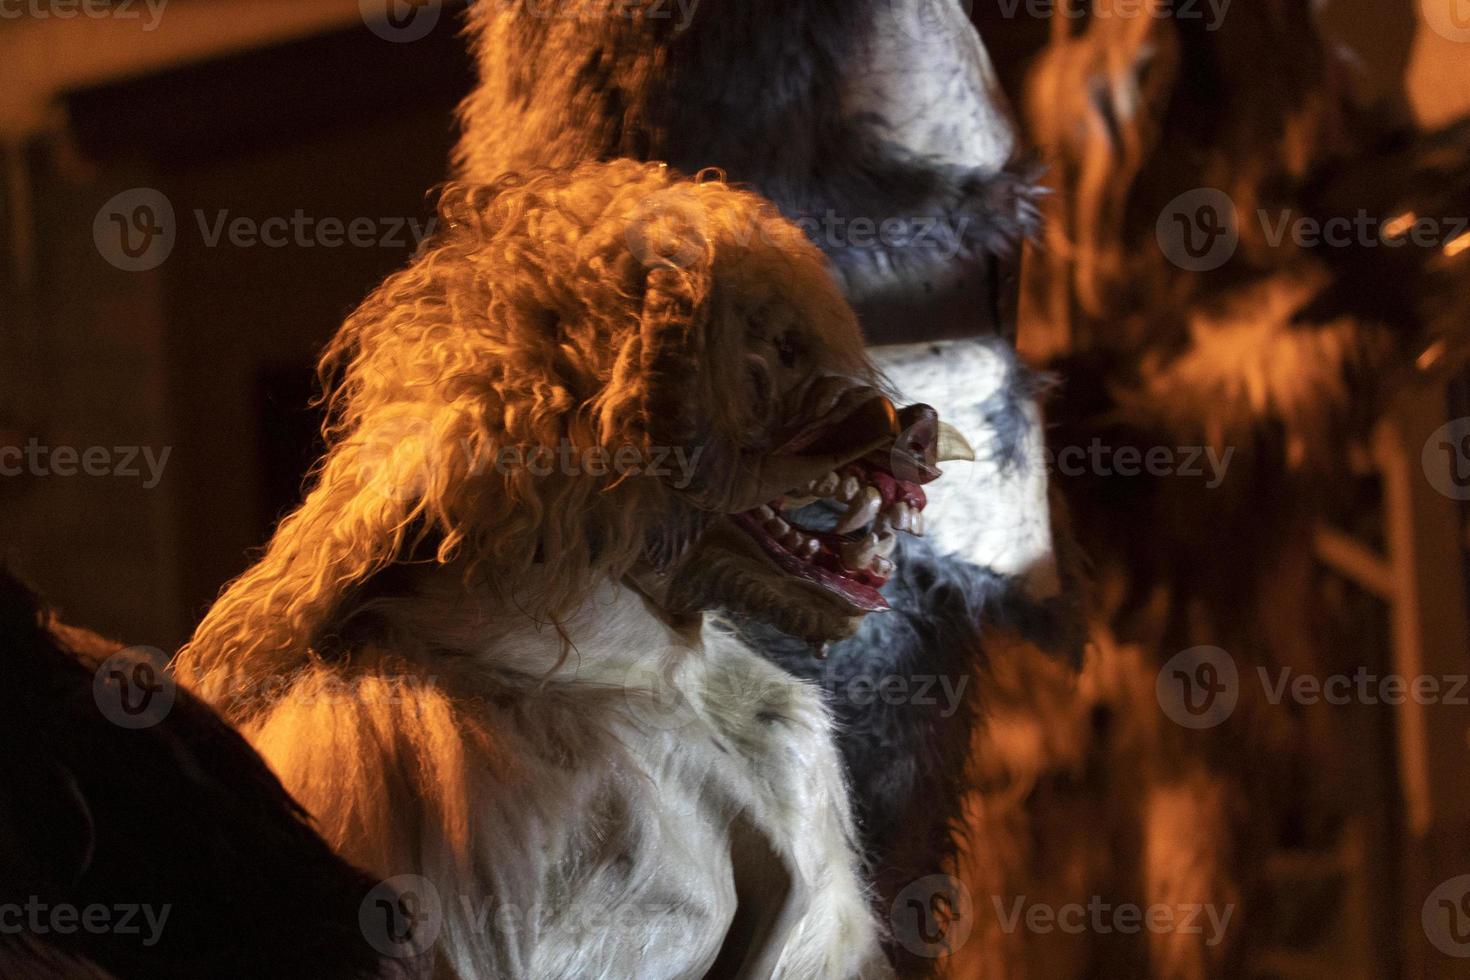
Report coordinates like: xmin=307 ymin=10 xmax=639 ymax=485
xmin=746 ymin=357 xmax=773 ymax=406
xmin=775 ymin=330 xmax=801 ymax=370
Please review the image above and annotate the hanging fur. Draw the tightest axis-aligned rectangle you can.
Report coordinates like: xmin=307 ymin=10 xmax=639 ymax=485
xmin=974 ymin=1 xmax=1470 ymax=975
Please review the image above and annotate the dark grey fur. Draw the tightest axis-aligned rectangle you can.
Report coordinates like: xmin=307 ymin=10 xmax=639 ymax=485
xmin=741 ymin=340 xmax=1084 ymax=883
xmin=457 ymin=0 xmax=1042 ymax=341
xmin=742 ymin=532 xmax=1082 ymax=885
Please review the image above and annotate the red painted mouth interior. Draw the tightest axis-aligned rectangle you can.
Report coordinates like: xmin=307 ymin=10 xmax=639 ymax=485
xmin=732 ymin=459 xmax=928 ymax=613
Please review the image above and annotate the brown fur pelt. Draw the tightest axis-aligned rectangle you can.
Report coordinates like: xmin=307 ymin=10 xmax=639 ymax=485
xmin=934 ymin=1 xmax=1470 ymax=977
xmin=1022 ymin=0 xmax=1469 ymax=666
xmin=940 ymin=630 xmax=1255 ymax=979
xmin=1021 ymin=0 xmax=1352 ymax=359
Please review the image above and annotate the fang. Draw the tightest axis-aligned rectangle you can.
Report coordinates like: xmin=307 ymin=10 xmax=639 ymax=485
xmin=835 ymin=487 xmax=883 ymax=534
xmin=841 ymin=532 xmax=880 ymax=571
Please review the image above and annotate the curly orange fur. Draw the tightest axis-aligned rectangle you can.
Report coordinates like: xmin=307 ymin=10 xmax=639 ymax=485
xmin=175 ymin=160 xmax=864 ymax=718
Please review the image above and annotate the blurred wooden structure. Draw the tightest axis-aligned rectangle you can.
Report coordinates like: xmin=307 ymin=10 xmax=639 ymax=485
xmin=1314 ymin=368 xmax=1470 ymax=978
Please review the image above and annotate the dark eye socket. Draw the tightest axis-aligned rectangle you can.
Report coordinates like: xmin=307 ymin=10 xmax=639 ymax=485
xmin=775 ymin=331 xmax=801 ymax=369
xmin=746 ymin=359 xmax=773 ymax=406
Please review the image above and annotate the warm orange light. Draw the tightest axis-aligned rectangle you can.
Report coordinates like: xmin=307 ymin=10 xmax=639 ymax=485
xmin=1445 ymin=232 xmax=1470 ymax=258
xmin=1383 ymin=212 xmax=1417 ymax=239
xmin=1417 ymin=339 xmax=1447 ymax=372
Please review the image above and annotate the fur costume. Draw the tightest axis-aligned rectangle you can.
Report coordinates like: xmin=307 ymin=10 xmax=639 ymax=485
xmin=0 ymin=567 xmax=396 ymax=980
xmin=176 ymin=161 xmax=985 ymax=977
xmin=451 ymin=5 xmax=1081 ymax=948
xmin=456 ymin=0 xmax=1038 ymax=344
xmin=957 ymin=1 xmax=1470 ymax=975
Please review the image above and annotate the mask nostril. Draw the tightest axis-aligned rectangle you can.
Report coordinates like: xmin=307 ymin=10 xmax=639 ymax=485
xmin=897 ymin=404 xmax=940 ymax=454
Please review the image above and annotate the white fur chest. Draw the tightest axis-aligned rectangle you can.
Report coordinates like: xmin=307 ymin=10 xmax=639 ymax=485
xmin=535 ymin=629 xmax=886 ymax=978
xmin=245 ymin=581 xmax=891 ymax=978
xmin=427 ymin=586 xmax=893 ymax=978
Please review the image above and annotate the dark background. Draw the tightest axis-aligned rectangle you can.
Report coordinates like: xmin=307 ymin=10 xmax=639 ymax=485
xmin=1 ymin=5 xmax=473 ymax=644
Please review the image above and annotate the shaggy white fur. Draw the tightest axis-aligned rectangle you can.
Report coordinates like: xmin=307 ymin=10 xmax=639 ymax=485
xmin=247 ymin=576 xmax=893 ymax=979
xmin=177 ymin=163 xmax=903 ymax=978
